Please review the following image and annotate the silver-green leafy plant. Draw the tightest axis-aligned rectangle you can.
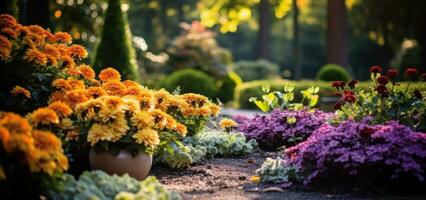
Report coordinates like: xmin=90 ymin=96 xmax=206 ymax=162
xmin=255 ymin=157 xmax=297 ymax=184
xmin=115 ymin=176 xmax=182 ymax=200
xmin=249 ymin=85 xmax=319 ymax=112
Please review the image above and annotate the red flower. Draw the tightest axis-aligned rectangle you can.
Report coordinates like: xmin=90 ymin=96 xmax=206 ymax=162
xmin=387 ymin=68 xmax=399 ymax=79
xmin=414 ymin=89 xmax=422 ymax=99
xmin=422 ymin=73 xmax=426 ymax=80
xmin=343 ymin=94 xmax=356 ymax=103
xmin=375 ymin=85 xmax=389 ymax=98
xmin=334 ymin=102 xmax=343 ymax=110
xmin=331 ymin=81 xmax=346 ymax=89
xmin=377 ymin=75 xmax=389 ymax=85
xmin=405 ymin=67 xmax=419 ymax=78
xmin=348 ymin=80 xmax=358 ymax=89
xmin=369 ymin=66 xmax=382 ymax=74
xmin=360 ymin=127 xmax=374 ymax=138
xmin=343 ymin=90 xmax=354 ymax=96
xmin=332 ymin=92 xmax=341 ymax=97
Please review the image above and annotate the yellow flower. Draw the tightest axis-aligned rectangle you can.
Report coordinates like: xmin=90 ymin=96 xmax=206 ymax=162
xmin=28 ymin=108 xmax=59 ymax=126
xmin=175 ymin=123 xmax=187 ymax=137
xmin=132 ymin=127 xmax=159 ymax=147
xmin=77 ymin=64 xmax=95 ymax=80
xmin=208 ymin=103 xmax=221 ymax=116
xmin=43 ymin=44 xmax=61 ymax=64
xmin=11 ymin=85 xmax=31 ymax=98
xmin=151 ymin=109 xmax=169 ymax=129
xmin=111 ymin=118 xmax=129 ymax=141
xmin=48 ymin=101 xmax=73 ymax=117
xmin=131 ymin=111 xmax=154 ymax=129
xmin=87 ymin=123 xmax=115 ymax=146
xmin=86 ymin=86 xmax=107 ymax=99
xmin=65 ymin=130 xmax=79 ymax=141
xmin=0 ymin=165 xmax=6 ymax=181
xmin=195 ymin=107 xmax=211 ymax=117
xmin=102 ymin=80 xmax=126 ymax=96
xmin=122 ymin=96 xmax=141 ymax=112
xmin=23 ymin=48 xmax=48 ymax=66
xmin=58 ymin=118 xmax=73 ymax=129
xmin=219 ymin=118 xmax=238 ymax=129
xmin=68 ymin=44 xmax=88 ymax=59
xmin=181 ymin=93 xmax=208 ymax=107
xmin=99 ymin=67 xmax=121 ymax=82
xmin=32 ymin=130 xmax=62 ymax=153
xmin=75 ymin=98 xmax=105 ymax=120
xmin=0 ymin=112 xmax=32 ymax=135
xmin=250 ymin=175 xmax=260 ymax=183
xmin=154 ymin=89 xmax=172 ymax=104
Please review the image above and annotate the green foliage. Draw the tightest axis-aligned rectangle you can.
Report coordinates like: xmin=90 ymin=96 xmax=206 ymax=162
xmin=248 ymin=85 xmax=319 ymax=112
xmin=216 ymin=71 xmax=241 ymax=103
xmin=154 ymin=140 xmax=206 ymax=169
xmin=234 ymin=59 xmax=280 ymax=81
xmin=255 ymin=157 xmax=297 ymax=183
xmin=92 ymin=0 xmax=140 ymax=81
xmin=162 ymin=69 xmax=218 ymax=99
xmin=316 ymin=64 xmax=351 ymax=82
xmin=115 ymin=176 xmax=182 ymax=200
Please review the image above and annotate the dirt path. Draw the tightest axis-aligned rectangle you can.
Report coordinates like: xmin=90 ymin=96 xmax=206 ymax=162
xmin=151 ymin=152 xmax=424 ymax=200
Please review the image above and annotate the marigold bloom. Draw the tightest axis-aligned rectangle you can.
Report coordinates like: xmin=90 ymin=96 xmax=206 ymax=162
xmin=23 ymin=48 xmax=48 ymax=66
xmin=51 ymin=32 xmax=72 ymax=44
xmin=0 ymin=112 xmax=32 ymax=135
xmin=175 ymin=123 xmax=187 ymax=136
xmin=1 ymin=27 xmax=17 ymax=38
xmin=49 ymin=91 xmax=66 ymax=102
xmin=219 ymin=118 xmax=238 ymax=129
xmin=52 ymin=78 xmax=71 ymax=90
xmin=77 ymin=64 xmax=95 ymax=80
xmin=122 ymin=80 xmax=140 ymax=87
xmin=86 ymin=86 xmax=107 ymax=99
xmin=64 ymin=89 xmax=89 ymax=108
xmin=43 ymin=44 xmax=61 ymax=65
xmin=66 ymin=77 xmax=85 ymax=90
xmin=99 ymin=67 xmax=121 ymax=82
xmin=48 ymin=101 xmax=73 ymax=117
xmin=61 ymin=55 xmax=76 ymax=69
xmin=87 ymin=123 xmax=115 ymax=146
xmin=68 ymin=44 xmax=88 ymax=59
xmin=0 ymin=165 xmax=6 ymax=181
xmin=132 ymin=127 xmax=159 ymax=147
xmin=32 ymin=130 xmax=62 ymax=153
xmin=207 ymin=103 xmax=221 ymax=116
xmin=181 ymin=93 xmax=208 ymax=107
xmin=11 ymin=86 xmax=31 ymax=98
xmin=28 ymin=108 xmax=59 ymax=126
xmin=0 ymin=35 xmax=12 ymax=60
xmin=0 ymin=127 xmax=10 ymax=145
xmin=4 ymin=134 xmax=33 ymax=153
xmin=0 ymin=14 xmax=17 ymax=28
xmin=102 ymin=80 xmax=126 ymax=96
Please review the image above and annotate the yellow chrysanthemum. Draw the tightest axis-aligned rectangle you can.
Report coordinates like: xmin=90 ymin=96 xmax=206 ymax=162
xmin=99 ymin=67 xmax=121 ymax=82
xmin=32 ymin=130 xmax=62 ymax=153
xmin=181 ymin=93 xmax=208 ymax=107
xmin=175 ymin=123 xmax=187 ymax=137
xmin=58 ymin=118 xmax=74 ymax=129
xmin=153 ymin=89 xmax=172 ymax=105
xmin=208 ymin=103 xmax=221 ymax=116
xmin=122 ymin=96 xmax=141 ymax=112
xmin=68 ymin=44 xmax=88 ymax=59
xmin=75 ymin=98 xmax=105 ymax=120
xmin=0 ymin=165 xmax=6 ymax=181
xmin=110 ymin=118 xmax=129 ymax=141
xmin=0 ymin=112 xmax=32 ymax=135
xmin=151 ymin=109 xmax=170 ymax=129
xmin=77 ymin=64 xmax=95 ymax=80
xmin=86 ymin=86 xmax=107 ymax=99
xmin=132 ymin=127 xmax=159 ymax=147
xmin=131 ymin=111 xmax=154 ymax=129
xmin=102 ymin=80 xmax=126 ymax=96
xmin=23 ymin=48 xmax=48 ymax=66
xmin=11 ymin=85 xmax=31 ymax=98
xmin=87 ymin=123 xmax=115 ymax=146
xmin=48 ymin=101 xmax=73 ymax=117
xmin=219 ymin=118 xmax=238 ymax=129
xmin=65 ymin=130 xmax=79 ymax=141
xmin=28 ymin=108 xmax=59 ymax=126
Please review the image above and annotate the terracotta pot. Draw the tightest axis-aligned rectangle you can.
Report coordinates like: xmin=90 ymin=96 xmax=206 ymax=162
xmin=89 ymin=150 xmax=152 ymax=180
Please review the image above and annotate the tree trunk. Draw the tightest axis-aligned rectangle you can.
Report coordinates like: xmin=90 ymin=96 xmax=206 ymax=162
xmin=23 ymin=0 xmax=51 ymax=29
xmin=292 ymin=0 xmax=301 ymax=80
xmin=257 ymin=0 xmax=271 ymax=60
xmin=326 ymin=0 xmax=348 ymax=68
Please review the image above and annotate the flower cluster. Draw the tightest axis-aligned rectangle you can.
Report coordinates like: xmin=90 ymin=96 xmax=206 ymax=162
xmin=284 ymin=119 xmax=426 ymax=185
xmin=239 ymin=109 xmax=331 ymax=150
xmin=219 ymin=118 xmax=238 ymax=132
xmin=0 ymin=14 xmax=91 ymax=113
xmin=332 ymin=66 xmax=426 ymax=131
xmin=0 ymin=112 xmax=68 ymax=179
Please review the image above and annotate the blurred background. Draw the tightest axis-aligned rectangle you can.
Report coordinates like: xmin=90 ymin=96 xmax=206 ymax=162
xmin=1 ymin=0 xmax=425 ymax=108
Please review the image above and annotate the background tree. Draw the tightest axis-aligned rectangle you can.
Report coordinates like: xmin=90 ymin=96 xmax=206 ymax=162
xmin=92 ymin=0 xmax=141 ymax=81
xmin=0 ymin=0 xmax=18 ymax=17
xmin=326 ymin=0 xmax=348 ymax=68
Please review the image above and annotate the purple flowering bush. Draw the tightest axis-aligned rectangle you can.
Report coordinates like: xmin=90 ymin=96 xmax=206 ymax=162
xmin=284 ymin=119 xmax=426 ymax=188
xmin=238 ymin=109 xmax=331 ymax=150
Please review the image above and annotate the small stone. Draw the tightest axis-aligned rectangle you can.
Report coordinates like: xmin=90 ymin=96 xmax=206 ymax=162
xmin=247 ymin=159 xmax=256 ymax=164
xmin=238 ymin=176 xmax=246 ymax=181
xmin=262 ymin=187 xmax=284 ymax=193
xmin=207 ymin=165 xmax=212 ymax=169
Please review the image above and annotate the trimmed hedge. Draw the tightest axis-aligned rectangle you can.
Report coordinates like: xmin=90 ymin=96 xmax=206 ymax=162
xmin=162 ymin=68 xmax=218 ymax=98
xmin=316 ymin=64 xmax=351 ymax=82
xmin=234 ymin=59 xmax=280 ymax=81
xmin=235 ymin=79 xmax=426 ymax=110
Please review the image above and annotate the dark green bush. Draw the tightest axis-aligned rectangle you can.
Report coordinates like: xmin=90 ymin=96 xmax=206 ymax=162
xmin=234 ymin=59 xmax=280 ymax=81
xmin=217 ymin=74 xmax=237 ymax=103
xmin=162 ymin=69 xmax=218 ymax=98
xmin=92 ymin=0 xmax=140 ymax=81
xmin=316 ymin=64 xmax=351 ymax=82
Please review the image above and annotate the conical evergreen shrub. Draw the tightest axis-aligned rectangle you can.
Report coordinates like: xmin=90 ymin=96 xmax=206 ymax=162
xmin=92 ymin=0 xmax=140 ymax=81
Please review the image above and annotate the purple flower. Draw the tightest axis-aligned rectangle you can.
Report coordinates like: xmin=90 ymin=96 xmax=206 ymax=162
xmin=284 ymin=120 xmax=426 ymax=185
xmin=238 ymin=109 xmax=331 ymax=150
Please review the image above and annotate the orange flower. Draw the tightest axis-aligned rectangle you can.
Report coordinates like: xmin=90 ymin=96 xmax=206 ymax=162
xmin=32 ymin=130 xmax=62 ymax=153
xmin=43 ymin=44 xmax=61 ymax=65
xmin=28 ymin=108 xmax=59 ymax=126
xmin=23 ymin=48 xmax=48 ymax=66
xmin=61 ymin=55 xmax=76 ymax=68
xmin=64 ymin=89 xmax=89 ymax=108
xmin=122 ymin=80 xmax=140 ymax=87
xmin=0 ymin=165 xmax=6 ymax=181
xmin=102 ymin=96 xmax=124 ymax=109
xmin=0 ymin=14 xmax=17 ymax=28
xmin=27 ymin=25 xmax=49 ymax=37
xmin=102 ymin=80 xmax=126 ymax=96
xmin=68 ymin=44 xmax=87 ymax=59
xmin=0 ymin=35 xmax=12 ymax=60
xmin=48 ymin=101 xmax=73 ymax=117
xmin=3 ymin=134 xmax=33 ymax=153
xmin=0 ymin=112 xmax=32 ymax=135
xmin=0 ymin=127 xmax=10 ymax=145
xmin=77 ymin=64 xmax=95 ymax=80
xmin=52 ymin=78 xmax=71 ymax=90
xmin=175 ymin=123 xmax=187 ymax=136
xmin=86 ymin=86 xmax=107 ymax=98
xmin=208 ymin=103 xmax=221 ymax=116
xmin=99 ymin=67 xmax=121 ymax=82
xmin=65 ymin=130 xmax=79 ymax=141
xmin=50 ymin=32 xmax=72 ymax=44
xmin=11 ymin=86 xmax=31 ymax=98
xmin=49 ymin=91 xmax=66 ymax=102
xmin=181 ymin=93 xmax=208 ymax=107
xmin=66 ymin=77 xmax=85 ymax=90
xmin=219 ymin=118 xmax=238 ymax=129
xmin=1 ymin=27 xmax=17 ymax=38
xmin=66 ymin=67 xmax=81 ymax=76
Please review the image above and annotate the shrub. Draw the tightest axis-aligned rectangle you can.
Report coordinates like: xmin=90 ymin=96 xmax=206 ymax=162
xmin=234 ymin=59 xmax=280 ymax=81
xmin=162 ymin=69 xmax=218 ymax=99
xmin=283 ymin=119 xmax=426 ymax=188
xmin=216 ymin=71 xmax=241 ymax=103
xmin=316 ymin=64 xmax=351 ymax=82
xmin=239 ymin=109 xmax=331 ymax=150
xmin=92 ymin=0 xmax=140 ymax=81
